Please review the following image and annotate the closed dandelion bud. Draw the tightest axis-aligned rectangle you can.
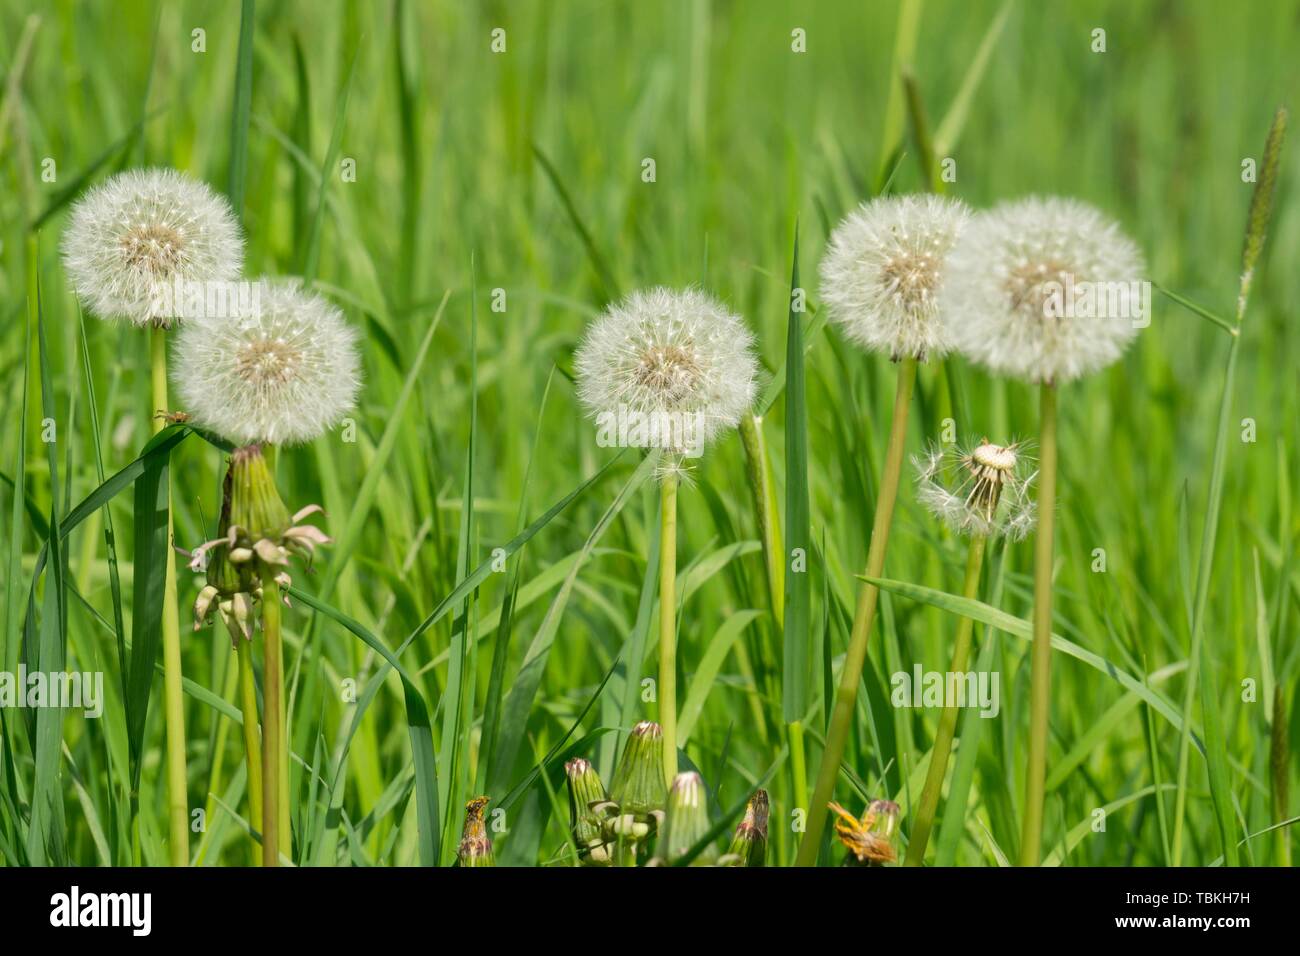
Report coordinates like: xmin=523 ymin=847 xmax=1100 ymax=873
xmin=657 ymin=771 xmax=717 ymax=866
xmin=230 ymin=444 xmax=291 ymax=545
xmin=609 ymin=721 xmax=668 ymax=817
xmin=192 ymin=468 xmax=257 ymax=641
xmin=457 ymin=796 xmax=495 ymax=868
xmin=565 ymin=758 xmax=609 ymax=862
xmin=723 ymin=789 xmax=769 ymax=867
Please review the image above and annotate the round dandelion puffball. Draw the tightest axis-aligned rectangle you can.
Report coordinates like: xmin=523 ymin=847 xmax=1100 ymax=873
xmin=574 ymin=287 xmax=759 ymax=458
xmin=61 ymin=168 xmax=243 ymax=327
xmin=172 ymin=281 xmax=361 ymax=446
xmin=940 ymin=196 xmax=1146 ymax=385
xmin=819 ymin=194 xmax=971 ymax=361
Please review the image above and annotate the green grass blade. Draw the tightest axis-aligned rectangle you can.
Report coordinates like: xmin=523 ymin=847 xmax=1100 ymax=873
xmin=227 ymin=0 xmax=256 ymax=217
xmin=531 ymin=143 xmax=619 ymax=302
xmin=782 ymin=225 xmax=811 ymax=723
xmin=865 ymin=576 xmax=1204 ymax=747
xmin=933 ymin=0 xmax=1013 ymax=157
xmin=288 ymin=587 xmax=441 ymax=866
xmin=488 ymin=451 xmax=659 ymax=792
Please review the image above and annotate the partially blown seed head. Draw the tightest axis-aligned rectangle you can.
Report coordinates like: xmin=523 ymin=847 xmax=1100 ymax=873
xmin=940 ymin=196 xmax=1146 ymax=384
xmin=819 ymin=194 xmax=970 ymax=361
xmin=574 ymin=287 xmax=759 ymax=459
xmin=61 ymin=168 xmax=243 ymax=327
xmin=172 ymin=281 xmax=361 ymax=445
xmin=914 ymin=439 xmax=1037 ymax=540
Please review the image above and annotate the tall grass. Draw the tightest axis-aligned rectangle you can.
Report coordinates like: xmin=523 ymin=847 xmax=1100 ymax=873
xmin=0 ymin=0 xmax=1295 ymax=868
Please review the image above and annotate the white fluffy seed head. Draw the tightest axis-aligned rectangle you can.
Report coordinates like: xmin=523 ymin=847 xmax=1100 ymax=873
xmin=61 ymin=168 xmax=243 ymax=327
xmin=940 ymin=196 xmax=1146 ymax=385
xmin=573 ymin=287 xmax=759 ymax=457
xmin=172 ymin=281 xmax=361 ymax=446
xmin=819 ymin=194 xmax=971 ymax=361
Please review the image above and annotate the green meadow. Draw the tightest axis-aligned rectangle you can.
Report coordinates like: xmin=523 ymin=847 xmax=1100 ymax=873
xmin=0 ymin=0 xmax=1296 ymax=866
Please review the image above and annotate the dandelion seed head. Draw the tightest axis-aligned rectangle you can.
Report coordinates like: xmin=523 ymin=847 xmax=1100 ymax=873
xmin=173 ymin=281 xmax=361 ymax=445
xmin=940 ymin=196 xmax=1146 ymax=384
xmin=819 ymin=194 xmax=970 ymax=361
xmin=913 ymin=438 xmax=1037 ymax=539
xmin=574 ymin=287 xmax=759 ymax=456
xmin=61 ymin=168 xmax=243 ymax=327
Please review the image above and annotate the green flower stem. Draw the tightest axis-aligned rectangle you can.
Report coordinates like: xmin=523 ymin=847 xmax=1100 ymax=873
xmin=236 ymin=634 xmax=263 ymax=866
xmin=261 ymin=571 xmax=284 ymax=866
xmin=150 ymin=326 xmax=190 ymax=867
xmin=659 ymin=472 xmax=679 ymax=782
xmin=797 ymin=356 xmax=917 ymax=867
xmin=905 ymin=532 xmax=986 ymax=866
xmin=1019 ymin=380 xmax=1057 ymax=866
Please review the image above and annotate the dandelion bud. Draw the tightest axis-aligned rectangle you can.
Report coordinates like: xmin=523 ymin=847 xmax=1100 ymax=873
xmin=657 ymin=771 xmax=717 ymax=866
xmin=229 ymin=444 xmax=291 ymax=544
xmin=608 ymin=721 xmax=668 ymax=816
xmin=192 ymin=468 xmax=257 ymax=643
xmin=723 ymin=789 xmax=769 ymax=867
xmin=456 ymin=796 xmax=495 ymax=868
xmin=565 ymin=758 xmax=610 ymax=864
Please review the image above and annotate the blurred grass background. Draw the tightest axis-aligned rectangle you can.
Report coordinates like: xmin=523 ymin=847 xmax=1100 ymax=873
xmin=0 ymin=0 xmax=1296 ymax=865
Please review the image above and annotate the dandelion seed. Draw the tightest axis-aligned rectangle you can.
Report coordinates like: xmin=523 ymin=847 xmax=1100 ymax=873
xmin=819 ymin=194 xmax=970 ymax=361
xmin=61 ymin=168 xmax=243 ymax=327
xmin=940 ymin=196 xmax=1146 ymax=384
xmin=913 ymin=438 xmax=1037 ymax=540
xmin=172 ymin=280 xmax=361 ymax=445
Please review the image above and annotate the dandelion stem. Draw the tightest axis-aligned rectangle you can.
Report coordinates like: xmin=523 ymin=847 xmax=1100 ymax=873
xmin=150 ymin=326 xmax=190 ymax=867
xmin=1020 ymin=381 xmax=1057 ymax=866
xmin=659 ymin=471 xmax=679 ymax=782
xmin=261 ymin=570 xmax=283 ymax=866
xmin=236 ymin=633 xmax=263 ymax=865
xmin=797 ymin=356 xmax=917 ymax=866
xmin=905 ymin=532 xmax=986 ymax=866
